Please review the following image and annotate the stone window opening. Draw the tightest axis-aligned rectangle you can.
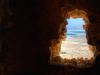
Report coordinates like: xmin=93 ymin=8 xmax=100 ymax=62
xmin=50 ymin=9 xmax=96 ymax=68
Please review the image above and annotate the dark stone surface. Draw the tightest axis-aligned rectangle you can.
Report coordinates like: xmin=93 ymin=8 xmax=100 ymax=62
xmin=0 ymin=0 xmax=100 ymax=75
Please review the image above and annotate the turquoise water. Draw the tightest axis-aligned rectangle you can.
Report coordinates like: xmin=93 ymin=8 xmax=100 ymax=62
xmin=67 ymin=31 xmax=85 ymax=37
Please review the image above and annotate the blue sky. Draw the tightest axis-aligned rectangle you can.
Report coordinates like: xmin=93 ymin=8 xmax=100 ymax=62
xmin=66 ymin=17 xmax=86 ymax=36
xmin=66 ymin=17 xmax=85 ymax=31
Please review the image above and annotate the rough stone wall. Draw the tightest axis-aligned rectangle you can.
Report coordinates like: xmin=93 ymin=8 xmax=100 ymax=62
xmin=5 ymin=0 xmax=65 ymax=74
xmin=0 ymin=0 xmax=100 ymax=75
